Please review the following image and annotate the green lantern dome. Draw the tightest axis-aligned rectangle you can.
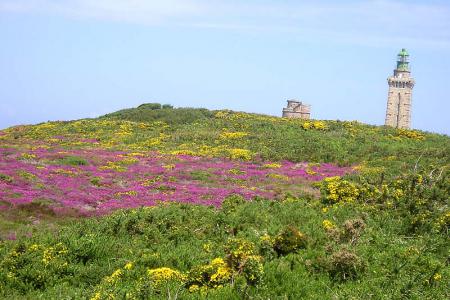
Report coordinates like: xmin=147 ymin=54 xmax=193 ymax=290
xmin=397 ymin=48 xmax=410 ymax=71
xmin=398 ymin=48 xmax=409 ymax=57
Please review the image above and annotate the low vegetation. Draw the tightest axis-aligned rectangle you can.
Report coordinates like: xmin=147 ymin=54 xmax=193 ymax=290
xmin=0 ymin=104 xmax=448 ymax=299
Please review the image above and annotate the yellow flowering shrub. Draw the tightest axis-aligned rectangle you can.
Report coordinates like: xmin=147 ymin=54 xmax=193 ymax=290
xmin=396 ymin=129 xmax=425 ymax=140
xmin=228 ymin=168 xmax=246 ymax=175
xmin=90 ymin=262 xmax=137 ymax=300
xmin=117 ymin=157 xmax=139 ymax=165
xmin=209 ymin=258 xmax=232 ymax=286
xmin=187 ymin=257 xmax=232 ymax=291
xmin=16 ymin=170 xmax=37 ymax=181
xmin=214 ymin=110 xmax=231 ymax=119
xmin=40 ymin=243 xmax=68 ymax=266
xmin=312 ymin=120 xmax=327 ymax=130
xmin=433 ymin=273 xmax=442 ymax=282
xmin=170 ymin=149 xmax=196 ymax=156
xmin=306 ymin=167 xmax=317 ymax=175
xmin=224 ymin=238 xmax=256 ymax=269
xmin=219 ymin=131 xmax=248 ymax=139
xmin=162 ymin=163 xmax=175 ymax=170
xmin=227 ymin=148 xmax=252 ymax=160
xmin=202 ymin=242 xmax=212 ymax=253
xmin=105 ymin=269 xmax=123 ymax=284
xmin=114 ymin=190 xmax=138 ymax=198
xmin=147 ymin=267 xmax=186 ymax=285
xmin=260 ymin=233 xmax=273 ymax=245
xmin=263 ymin=163 xmax=282 ymax=169
xmin=322 ymin=219 xmax=336 ymax=231
xmin=267 ymin=173 xmax=289 ymax=181
xmin=321 ymin=176 xmax=360 ymax=204
xmin=302 ymin=120 xmax=328 ymax=130
xmin=99 ymin=161 xmax=127 ymax=172
xmin=20 ymin=153 xmax=36 ymax=160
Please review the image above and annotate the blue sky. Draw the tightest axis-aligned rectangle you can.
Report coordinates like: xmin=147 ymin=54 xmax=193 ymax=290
xmin=0 ymin=0 xmax=449 ymax=134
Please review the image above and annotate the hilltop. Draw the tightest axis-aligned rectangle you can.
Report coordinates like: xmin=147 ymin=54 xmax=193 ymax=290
xmin=0 ymin=104 xmax=448 ymax=299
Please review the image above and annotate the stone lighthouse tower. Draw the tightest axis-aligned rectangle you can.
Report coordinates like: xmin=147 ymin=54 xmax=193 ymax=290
xmin=385 ymin=49 xmax=415 ymax=129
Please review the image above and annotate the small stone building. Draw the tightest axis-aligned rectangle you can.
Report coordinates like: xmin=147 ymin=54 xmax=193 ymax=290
xmin=282 ymin=100 xmax=311 ymax=119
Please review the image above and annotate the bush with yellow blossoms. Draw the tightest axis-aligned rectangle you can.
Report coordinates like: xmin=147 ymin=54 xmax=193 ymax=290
xmin=224 ymin=238 xmax=257 ymax=270
xmin=1 ymin=242 xmax=70 ymax=292
xmin=322 ymin=219 xmax=336 ymax=231
xmin=227 ymin=148 xmax=253 ymax=161
xmin=301 ymin=120 xmax=328 ymax=130
xmin=320 ymin=176 xmax=360 ymax=204
xmin=186 ymin=257 xmax=232 ymax=291
xmin=147 ymin=267 xmax=186 ymax=288
xmin=396 ymin=128 xmax=426 ymax=140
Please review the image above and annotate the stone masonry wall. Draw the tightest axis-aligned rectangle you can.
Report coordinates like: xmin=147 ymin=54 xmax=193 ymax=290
xmin=282 ymin=100 xmax=311 ymax=119
xmin=385 ymin=72 xmax=414 ymax=129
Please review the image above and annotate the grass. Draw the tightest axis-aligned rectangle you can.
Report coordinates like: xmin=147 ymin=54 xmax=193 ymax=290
xmin=53 ymin=156 xmax=88 ymax=166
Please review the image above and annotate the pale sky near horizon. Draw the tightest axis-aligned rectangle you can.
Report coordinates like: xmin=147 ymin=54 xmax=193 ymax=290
xmin=0 ymin=0 xmax=449 ymax=134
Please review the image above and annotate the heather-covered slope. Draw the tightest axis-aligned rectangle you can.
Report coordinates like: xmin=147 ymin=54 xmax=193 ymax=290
xmin=0 ymin=104 xmax=448 ymax=299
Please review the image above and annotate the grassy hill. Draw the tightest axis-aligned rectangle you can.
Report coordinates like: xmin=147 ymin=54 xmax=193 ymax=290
xmin=0 ymin=104 xmax=448 ymax=299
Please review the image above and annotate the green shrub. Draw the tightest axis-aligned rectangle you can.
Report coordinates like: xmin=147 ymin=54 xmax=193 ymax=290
xmin=0 ymin=173 xmax=13 ymax=183
xmin=190 ymin=170 xmax=212 ymax=182
xmin=55 ymin=156 xmax=88 ymax=166
xmin=138 ymin=103 xmax=162 ymax=110
xmin=273 ymin=225 xmax=307 ymax=256
xmin=90 ymin=177 xmax=102 ymax=186
xmin=327 ymin=248 xmax=365 ymax=281
xmin=221 ymin=194 xmax=247 ymax=213
xmin=341 ymin=218 xmax=366 ymax=244
xmin=241 ymin=255 xmax=264 ymax=286
xmin=101 ymin=106 xmax=214 ymax=125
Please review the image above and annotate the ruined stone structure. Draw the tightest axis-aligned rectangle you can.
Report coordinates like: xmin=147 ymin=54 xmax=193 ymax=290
xmin=385 ymin=49 xmax=415 ymax=129
xmin=282 ymin=100 xmax=310 ymax=119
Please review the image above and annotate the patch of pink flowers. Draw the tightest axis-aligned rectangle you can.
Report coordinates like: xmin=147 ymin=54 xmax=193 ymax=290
xmin=0 ymin=146 xmax=351 ymax=215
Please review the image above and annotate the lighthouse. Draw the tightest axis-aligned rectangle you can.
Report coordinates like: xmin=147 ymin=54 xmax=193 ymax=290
xmin=385 ymin=49 xmax=415 ymax=129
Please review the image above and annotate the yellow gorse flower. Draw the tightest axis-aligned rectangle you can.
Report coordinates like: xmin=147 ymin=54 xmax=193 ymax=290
xmin=322 ymin=219 xmax=336 ymax=230
xmin=322 ymin=176 xmax=359 ymax=203
xmin=267 ymin=173 xmax=289 ymax=181
xmin=124 ymin=262 xmax=133 ymax=270
xmin=263 ymin=163 xmax=282 ymax=169
xmin=396 ymin=128 xmax=425 ymax=140
xmin=114 ymin=190 xmax=138 ymax=198
xmin=162 ymin=164 xmax=176 ymax=170
xmin=147 ymin=267 xmax=186 ymax=284
xmin=433 ymin=273 xmax=442 ymax=281
xmin=302 ymin=120 xmax=328 ymax=130
xmin=209 ymin=258 xmax=232 ymax=284
xmin=105 ymin=269 xmax=123 ymax=284
xmin=228 ymin=148 xmax=252 ymax=161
